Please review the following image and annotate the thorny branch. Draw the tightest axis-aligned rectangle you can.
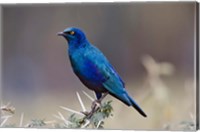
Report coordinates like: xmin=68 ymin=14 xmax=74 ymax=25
xmin=58 ymin=91 xmax=113 ymax=128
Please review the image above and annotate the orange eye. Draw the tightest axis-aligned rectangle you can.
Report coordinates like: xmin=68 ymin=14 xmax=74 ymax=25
xmin=70 ymin=31 xmax=75 ymax=35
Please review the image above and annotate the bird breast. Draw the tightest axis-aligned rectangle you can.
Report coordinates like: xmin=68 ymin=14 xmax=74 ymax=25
xmin=69 ymin=49 xmax=107 ymax=92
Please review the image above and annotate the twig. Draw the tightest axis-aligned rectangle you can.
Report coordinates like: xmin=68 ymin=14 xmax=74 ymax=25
xmin=57 ymin=91 xmax=113 ymax=128
xmin=1 ymin=102 xmax=15 ymax=114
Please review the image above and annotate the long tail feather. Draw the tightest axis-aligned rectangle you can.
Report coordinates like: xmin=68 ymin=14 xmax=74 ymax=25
xmin=128 ymin=96 xmax=147 ymax=117
xmin=109 ymin=91 xmax=147 ymax=117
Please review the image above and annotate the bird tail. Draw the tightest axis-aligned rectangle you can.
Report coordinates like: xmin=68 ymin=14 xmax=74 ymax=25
xmin=128 ymin=95 xmax=147 ymax=117
xmin=108 ymin=91 xmax=147 ymax=117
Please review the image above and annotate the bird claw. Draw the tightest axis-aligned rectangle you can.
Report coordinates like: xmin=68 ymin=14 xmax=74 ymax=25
xmin=91 ymin=100 xmax=101 ymax=109
xmin=80 ymin=100 xmax=101 ymax=118
xmin=79 ymin=93 xmax=108 ymax=119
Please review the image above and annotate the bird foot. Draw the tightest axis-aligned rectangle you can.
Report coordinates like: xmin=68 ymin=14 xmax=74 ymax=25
xmin=81 ymin=100 xmax=101 ymax=119
xmin=80 ymin=100 xmax=101 ymax=118
xmin=91 ymin=100 xmax=101 ymax=110
xmin=81 ymin=111 xmax=93 ymax=119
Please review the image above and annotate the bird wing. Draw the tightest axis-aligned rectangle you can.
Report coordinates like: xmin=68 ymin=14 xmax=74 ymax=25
xmin=94 ymin=58 xmax=147 ymax=117
xmin=86 ymin=46 xmax=125 ymax=90
xmin=84 ymin=46 xmax=147 ymax=117
xmin=86 ymin=46 xmax=132 ymax=105
xmin=86 ymin=53 xmax=147 ymax=116
xmin=100 ymin=63 xmax=133 ymax=105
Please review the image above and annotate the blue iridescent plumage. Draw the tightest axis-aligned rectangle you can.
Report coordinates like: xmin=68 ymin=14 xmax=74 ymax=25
xmin=58 ymin=27 xmax=147 ymax=117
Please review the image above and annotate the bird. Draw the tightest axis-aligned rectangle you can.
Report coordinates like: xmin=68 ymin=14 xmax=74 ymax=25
xmin=57 ymin=27 xmax=147 ymax=117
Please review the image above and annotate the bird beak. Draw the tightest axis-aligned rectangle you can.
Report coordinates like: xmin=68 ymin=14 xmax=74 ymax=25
xmin=57 ymin=32 xmax=64 ymax=36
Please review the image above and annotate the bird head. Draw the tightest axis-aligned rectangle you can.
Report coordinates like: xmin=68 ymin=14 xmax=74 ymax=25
xmin=57 ymin=27 xmax=88 ymax=46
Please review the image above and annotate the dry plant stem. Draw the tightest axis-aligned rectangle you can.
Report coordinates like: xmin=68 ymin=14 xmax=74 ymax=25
xmin=82 ymin=92 xmax=108 ymax=119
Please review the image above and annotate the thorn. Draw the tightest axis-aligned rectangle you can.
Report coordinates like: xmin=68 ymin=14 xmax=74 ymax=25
xmin=1 ymin=115 xmax=12 ymax=119
xmin=82 ymin=91 xmax=95 ymax=101
xmin=44 ymin=120 xmax=56 ymax=124
xmin=53 ymin=114 xmax=60 ymax=119
xmin=96 ymin=120 xmax=103 ymax=128
xmin=57 ymin=111 xmax=73 ymax=125
xmin=60 ymin=106 xmax=84 ymax=116
xmin=81 ymin=119 xmax=90 ymax=128
xmin=76 ymin=92 xmax=86 ymax=112
xmin=0 ymin=115 xmax=12 ymax=127
xmin=19 ymin=113 xmax=24 ymax=127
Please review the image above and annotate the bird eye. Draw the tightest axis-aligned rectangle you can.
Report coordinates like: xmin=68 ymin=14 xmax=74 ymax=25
xmin=64 ymin=31 xmax=75 ymax=35
xmin=69 ymin=31 xmax=75 ymax=35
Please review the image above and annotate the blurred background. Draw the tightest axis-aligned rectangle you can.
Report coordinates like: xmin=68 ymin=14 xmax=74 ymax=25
xmin=1 ymin=2 xmax=197 ymax=130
